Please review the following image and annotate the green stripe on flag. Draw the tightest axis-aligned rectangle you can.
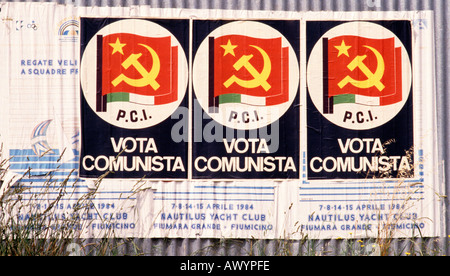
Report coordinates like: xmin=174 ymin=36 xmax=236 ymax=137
xmin=219 ymin=94 xmax=241 ymax=104
xmin=107 ymin=92 xmax=129 ymax=103
xmin=333 ymin=94 xmax=355 ymax=105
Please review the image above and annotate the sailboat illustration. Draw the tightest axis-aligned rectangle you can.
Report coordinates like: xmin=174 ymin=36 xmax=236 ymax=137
xmin=31 ymin=119 xmax=55 ymax=157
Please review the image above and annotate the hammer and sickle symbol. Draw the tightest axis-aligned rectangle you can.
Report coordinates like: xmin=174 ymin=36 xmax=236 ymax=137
xmin=338 ymin=45 xmax=385 ymax=91
xmin=112 ymin=43 xmax=161 ymax=90
xmin=223 ymin=45 xmax=272 ymax=91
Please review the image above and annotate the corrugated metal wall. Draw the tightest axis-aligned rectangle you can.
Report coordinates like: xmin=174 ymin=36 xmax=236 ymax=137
xmin=9 ymin=0 xmax=450 ymax=256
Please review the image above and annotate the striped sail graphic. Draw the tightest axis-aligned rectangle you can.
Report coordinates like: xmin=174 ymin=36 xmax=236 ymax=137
xmin=31 ymin=119 xmax=55 ymax=157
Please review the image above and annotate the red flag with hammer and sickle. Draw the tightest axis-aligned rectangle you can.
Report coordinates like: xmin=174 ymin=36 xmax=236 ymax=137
xmin=326 ymin=36 xmax=402 ymax=107
xmin=210 ymin=35 xmax=289 ymax=108
xmin=101 ymin=33 xmax=178 ymax=105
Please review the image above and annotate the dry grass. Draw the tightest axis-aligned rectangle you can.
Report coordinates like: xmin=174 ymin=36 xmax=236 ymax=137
xmin=0 ymin=143 xmax=444 ymax=256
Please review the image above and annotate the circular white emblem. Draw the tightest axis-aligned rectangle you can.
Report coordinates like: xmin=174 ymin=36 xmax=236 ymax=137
xmin=81 ymin=19 xmax=188 ymax=129
xmin=307 ymin=22 xmax=412 ymax=130
xmin=193 ymin=21 xmax=299 ymax=130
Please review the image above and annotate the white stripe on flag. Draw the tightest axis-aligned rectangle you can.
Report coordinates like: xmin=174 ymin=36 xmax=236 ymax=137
xmin=355 ymin=94 xmax=381 ymax=106
xmin=129 ymin=94 xmax=155 ymax=105
xmin=241 ymin=94 xmax=266 ymax=106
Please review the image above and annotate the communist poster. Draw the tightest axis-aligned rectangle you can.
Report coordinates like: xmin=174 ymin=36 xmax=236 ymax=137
xmin=191 ymin=20 xmax=300 ymax=179
xmin=79 ymin=18 xmax=190 ymax=179
xmin=306 ymin=20 xmax=414 ymax=180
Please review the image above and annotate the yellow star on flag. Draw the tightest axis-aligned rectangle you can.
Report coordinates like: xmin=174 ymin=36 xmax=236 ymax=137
xmin=221 ymin=39 xmax=238 ymax=57
xmin=109 ymin=37 xmax=126 ymax=55
xmin=334 ymin=40 xmax=352 ymax=57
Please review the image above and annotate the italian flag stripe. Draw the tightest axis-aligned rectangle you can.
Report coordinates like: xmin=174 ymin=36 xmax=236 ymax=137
xmin=333 ymin=94 xmax=381 ymax=106
xmin=218 ymin=94 xmax=266 ymax=106
xmin=107 ymin=93 xmax=155 ymax=105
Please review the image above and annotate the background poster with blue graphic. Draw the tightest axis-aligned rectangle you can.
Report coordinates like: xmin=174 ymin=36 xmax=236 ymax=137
xmin=0 ymin=3 xmax=441 ymax=241
xmin=0 ymin=4 xmax=80 ymax=186
xmin=192 ymin=20 xmax=300 ymax=179
xmin=79 ymin=18 xmax=190 ymax=179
